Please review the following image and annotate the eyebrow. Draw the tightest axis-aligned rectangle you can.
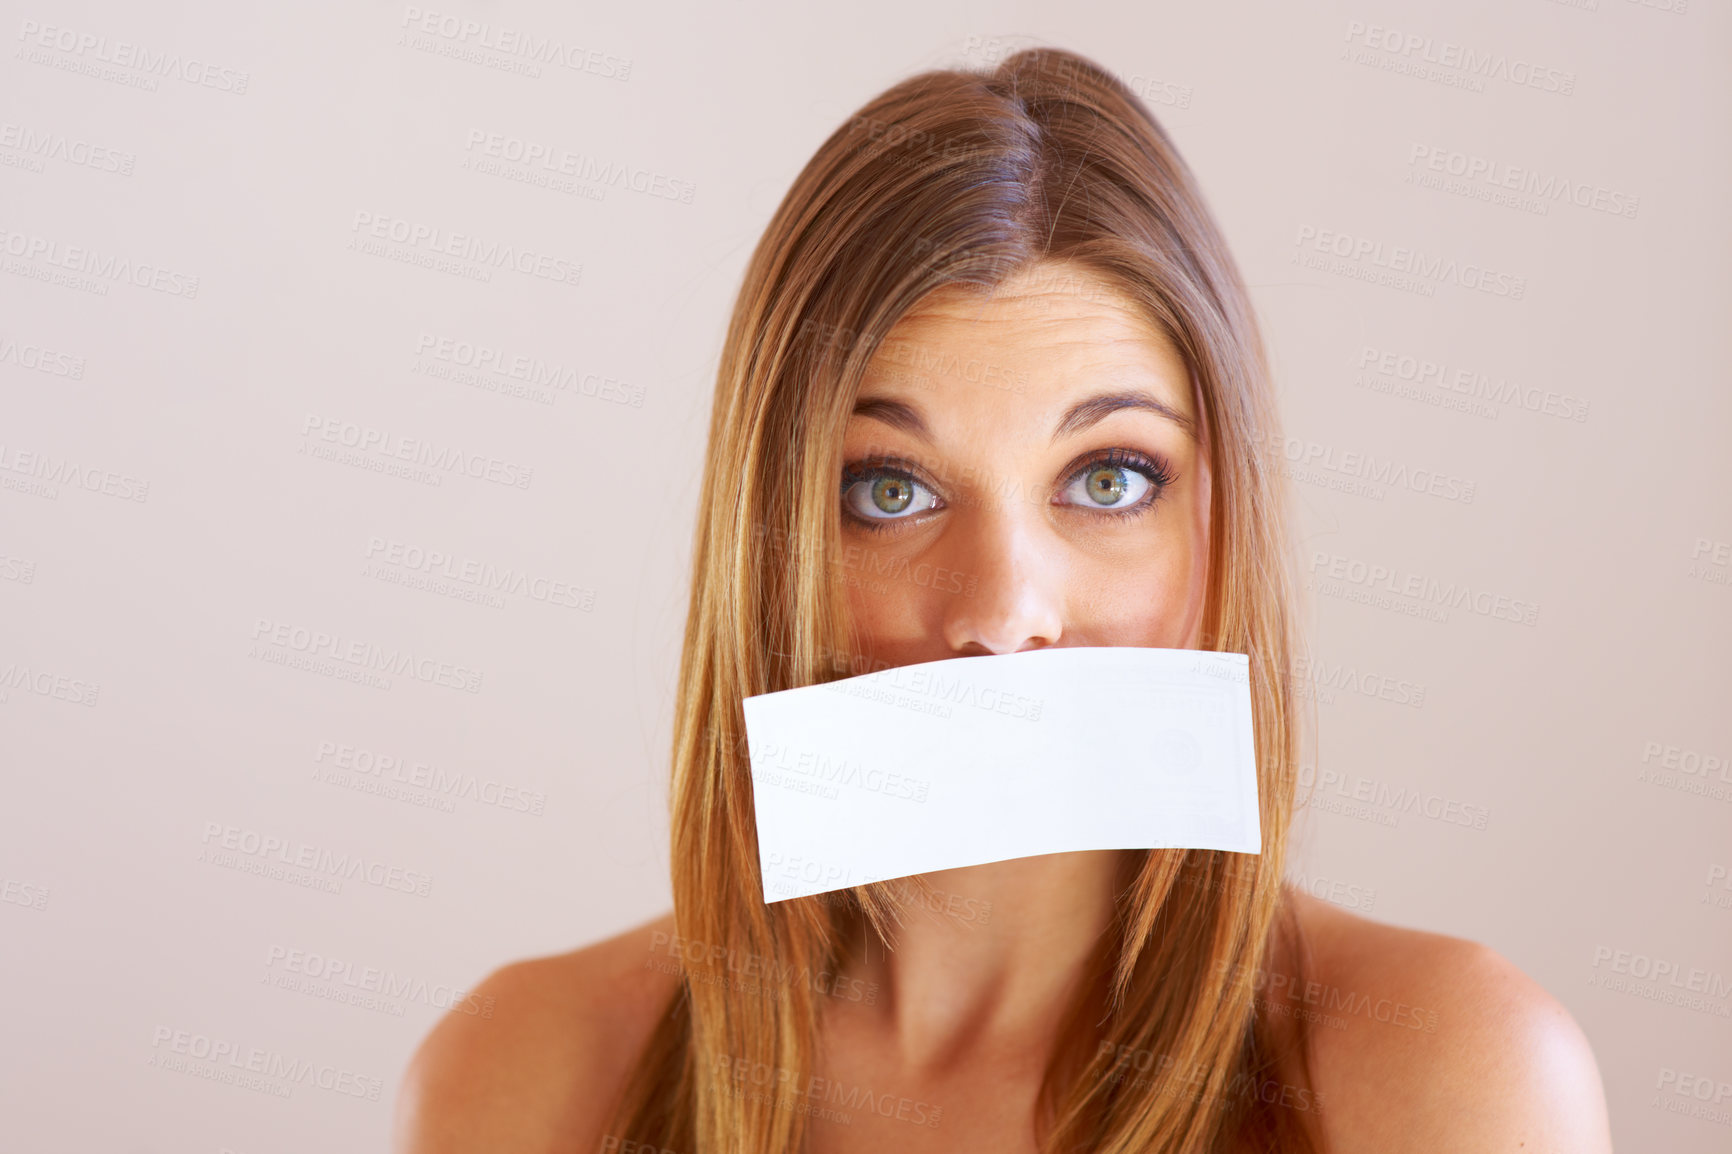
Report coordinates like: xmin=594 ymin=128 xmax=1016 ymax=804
xmin=851 ymin=389 xmax=1197 ymax=443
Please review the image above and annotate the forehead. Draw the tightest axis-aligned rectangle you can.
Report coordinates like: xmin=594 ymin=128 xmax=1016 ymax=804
xmin=854 ymin=261 xmax=1197 ymax=428
xmin=848 ymin=259 xmax=1198 ymax=440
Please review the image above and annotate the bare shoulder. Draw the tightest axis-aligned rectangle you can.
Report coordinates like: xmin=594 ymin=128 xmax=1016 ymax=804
xmin=1284 ymin=890 xmax=1611 ymax=1153
xmin=392 ymin=909 xmax=681 ymax=1154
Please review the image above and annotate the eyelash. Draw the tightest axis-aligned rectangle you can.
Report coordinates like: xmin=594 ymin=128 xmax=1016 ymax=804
xmin=838 ymin=447 xmax=1180 ymax=533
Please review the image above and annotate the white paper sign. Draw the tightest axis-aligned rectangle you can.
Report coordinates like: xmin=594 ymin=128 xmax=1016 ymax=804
xmin=741 ymin=645 xmax=1261 ymax=902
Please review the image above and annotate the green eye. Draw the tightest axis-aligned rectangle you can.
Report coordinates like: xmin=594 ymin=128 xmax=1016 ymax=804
xmin=870 ymin=476 xmax=913 ymax=514
xmin=1065 ymin=463 xmax=1150 ymax=508
xmin=1084 ymin=466 xmax=1128 ymax=505
xmin=841 ymin=468 xmax=940 ymax=523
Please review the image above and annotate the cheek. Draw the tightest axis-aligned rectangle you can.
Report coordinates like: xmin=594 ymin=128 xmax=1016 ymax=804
xmin=842 ymin=551 xmax=925 ymax=618
xmin=1070 ymin=537 xmax=1203 ymax=648
xmin=837 ymin=537 xmax=959 ymax=660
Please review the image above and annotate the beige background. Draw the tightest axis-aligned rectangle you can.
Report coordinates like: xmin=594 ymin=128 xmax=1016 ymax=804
xmin=2 ymin=0 xmax=1728 ymax=1149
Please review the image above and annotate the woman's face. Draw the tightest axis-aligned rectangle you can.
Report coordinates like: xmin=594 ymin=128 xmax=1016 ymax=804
xmin=838 ymin=260 xmax=1212 ymax=669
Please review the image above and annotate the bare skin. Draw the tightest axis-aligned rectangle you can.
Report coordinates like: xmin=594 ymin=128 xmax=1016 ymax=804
xmin=394 ymin=261 xmax=1613 ymax=1153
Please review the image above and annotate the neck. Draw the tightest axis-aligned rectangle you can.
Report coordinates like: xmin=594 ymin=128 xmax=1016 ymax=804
xmin=836 ymin=850 xmax=1125 ymax=1074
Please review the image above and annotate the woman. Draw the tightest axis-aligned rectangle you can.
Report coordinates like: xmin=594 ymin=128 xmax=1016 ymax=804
xmin=394 ymin=47 xmax=1612 ymax=1152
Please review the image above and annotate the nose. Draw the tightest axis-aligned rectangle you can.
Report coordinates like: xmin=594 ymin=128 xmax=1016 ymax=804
xmin=939 ymin=508 xmax=1065 ymax=656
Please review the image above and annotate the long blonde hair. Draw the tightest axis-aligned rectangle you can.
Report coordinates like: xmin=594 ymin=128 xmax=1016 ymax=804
xmin=607 ymin=46 xmax=1320 ymax=1153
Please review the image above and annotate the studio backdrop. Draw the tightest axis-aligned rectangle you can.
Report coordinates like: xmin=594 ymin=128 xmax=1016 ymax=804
xmin=1 ymin=1 xmax=1727 ymax=1150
